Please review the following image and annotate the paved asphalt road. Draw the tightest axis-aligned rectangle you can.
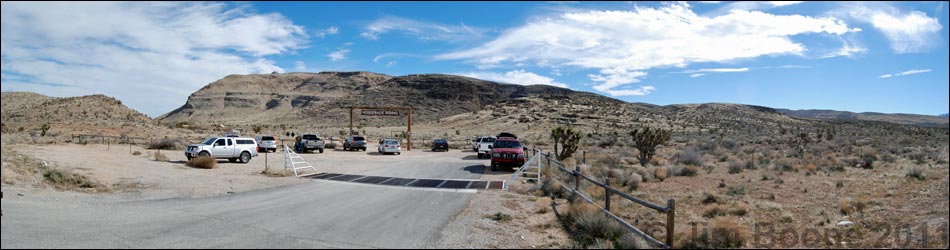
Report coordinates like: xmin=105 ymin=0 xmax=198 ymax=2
xmin=1 ymin=161 xmax=486 ymax=249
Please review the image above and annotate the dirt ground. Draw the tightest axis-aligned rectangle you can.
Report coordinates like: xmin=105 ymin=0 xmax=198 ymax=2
xmin=1 ymin=143 xmax=573 ymax=249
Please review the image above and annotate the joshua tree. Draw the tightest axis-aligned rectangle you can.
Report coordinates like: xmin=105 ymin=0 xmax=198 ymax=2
xmin=551 ymin=126 xmax=581 ymax=161
xmin=629 ymin=127 xmax=672 ymax=166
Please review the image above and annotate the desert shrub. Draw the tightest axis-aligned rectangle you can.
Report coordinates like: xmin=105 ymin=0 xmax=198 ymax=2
xmin=704 ymin=204 xmax=730 ymax=218
xmin=702 ymin=193 xmax=719 ymax=204
xmin=676 ymin=147 xmax=704 ymax=166
xmin=147 ymin=138 xmax=185 ymax=150
xmin=626 ymin=173 xmax=642 ymax=191
xmin=261 ymin=169 xmax=292 ymax=177
xmin=536 ymin=197 xmax=552 ymax=214
xmin=908 ymin=151 xmax=928 ymax=165
xmin=721 ymin=139 xmax=738 ymax=151
xmin=839 ymin=195 xmax=869 ymax=215
xmin=725 ymin=186 xmax=747 ymax=197
xmin=727 ymin=161 xmax=745 ymax=174
xmin=186 ymin=156 xmax=217 ymax=169
xmin=132 ymin=151 xmax=142 ymax=156
xmin=489 ymin=212 xmax=512 ymax=222
xmin=775 ymin=158 xmax=797 ymax=172
xmin=43 ymin=168 xmax=103 ymax=190
xmin=541 ymin=178 xmax=564 ymax=198
xmin=616 ymin=232 xmax=647 ymax=249
xmin=153 ymin=151 xmax=169 ymax=162
xmin=565 ymin=203 xmax=625 ymax=247
xmin=655 ymin=167 xmax=670 ymax=182
xmin=906 ymin=167 xmax=925 ymax=181
xmin=730 ymin=204 xmax=749 ymax=217
xmin=673 ymin=165 xmax=698 ymax=177
xmin=628 ymin=127 xmax=672 ymax=166
xmin=680 ymin=217 xmax=748 ymax=249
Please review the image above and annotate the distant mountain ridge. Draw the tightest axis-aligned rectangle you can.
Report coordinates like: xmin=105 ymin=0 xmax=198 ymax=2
xmin=777 ymin=109 xmax=949 ymax=127
xmin=941 ymin=113 xmax=949 ymax=118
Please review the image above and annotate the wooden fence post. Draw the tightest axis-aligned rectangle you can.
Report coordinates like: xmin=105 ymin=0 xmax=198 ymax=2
xmin=605 ymin=177 xmax=611 ymax=212
xmin=667 ymin=199 xmax=676 ymax=248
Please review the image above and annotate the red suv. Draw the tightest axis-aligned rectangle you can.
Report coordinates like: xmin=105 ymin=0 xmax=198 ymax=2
xmin=489 ymin=137 xmax=527 ymax=171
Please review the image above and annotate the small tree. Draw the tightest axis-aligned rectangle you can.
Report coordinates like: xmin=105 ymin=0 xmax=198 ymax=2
xmin=551 ymin=126 xmax=581 ymax=161
xmin=252 ymin=124 xmax=264 ymax=134
xmin=629 ymin=127 xmax=672 ymax=166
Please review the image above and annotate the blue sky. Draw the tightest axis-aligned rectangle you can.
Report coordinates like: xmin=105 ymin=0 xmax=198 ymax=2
xmin=2 ymin=1 xmax=948 ymax=117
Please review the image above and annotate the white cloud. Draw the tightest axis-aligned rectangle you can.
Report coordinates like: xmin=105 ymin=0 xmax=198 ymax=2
xmin=327 ymin=49 xmax=350 ymax=61
xmin=437 ymin=2 xmax=857 ymax=97
xmin=690 ymin=73 xmax=706 ymax=78
xmin=457 ymin=70 xmax=569 ymax=88
xmin=316 ymin=26 xmax=339 ymax=38
xmin=880 ymin=69 xmax=931 ymax=78
xmin=360 ymin=15 xmax=484 ymax=42
xmin=0 ymin=2 xmax=306 ymax=117
xmin=848 ymin=3 xmax=943 ymax=53
xmin=681 ymin=68 xmax=750 ymax=73
xmin=294 ymin=61 xmax=307 ymax=72
xmin=768 ymin=1 xmax=803 ymax=7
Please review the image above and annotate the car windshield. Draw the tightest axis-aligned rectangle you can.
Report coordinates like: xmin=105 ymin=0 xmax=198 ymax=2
xmin=201 ymin=138 xmax=217 ymax=145
xmin=493 ymin=141 xmax=522 ymax=149
xmin=385 ymin=140 xmax=399 ymax=145
xmin=261 ymin=136 xmax=275 ymax=141
xmin=482 ymin=138 xmax=496 ymax=143
xmin=435 ymin=139 xmax=446 ymax=143
xmin=354 ymin=137 xmax=365 ymax=141
xmin=302 ymin=135 xmax=318 ymax=140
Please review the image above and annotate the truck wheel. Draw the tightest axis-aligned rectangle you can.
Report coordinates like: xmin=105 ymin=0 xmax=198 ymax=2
xmin=319 ymin=149 xmax=324 ymax=154
xmin=199 ymin=151 xmax=211 ymax=157
xmin=186 ymin=156 xmax=193 ymax=161
xmin=240 ymin=152 xmax=251 ymax=164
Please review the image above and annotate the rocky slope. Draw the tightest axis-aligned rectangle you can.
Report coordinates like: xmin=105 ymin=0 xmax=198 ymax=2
xmin=1 ymin=92 xmax=171 ymax=138
xmin=777 ymin=109 xmax=949 ymax=127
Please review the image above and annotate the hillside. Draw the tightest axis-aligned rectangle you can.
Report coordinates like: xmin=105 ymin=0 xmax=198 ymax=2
xmin=941 ymin=113 xmax=949 ymax=118
xmin=157 ymin=72 xmax=611 ymax=128
xmin=777 ymin=109 xmax=949 ymax=127
xmin=1 ymin=92 xmax=173 ymax=139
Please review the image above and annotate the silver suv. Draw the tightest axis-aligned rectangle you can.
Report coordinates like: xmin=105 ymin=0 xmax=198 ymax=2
xmin=256 ymin=135 xmax=278 ymax=153
xmin=185 ymin=137 xmax=259 ymax=163
xmin=343 ymin=136 xmax=367 ymax=151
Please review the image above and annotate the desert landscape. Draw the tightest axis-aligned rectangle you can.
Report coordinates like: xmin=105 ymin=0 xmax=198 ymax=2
xmin=2 ymin=71 xmax=948 ymax=249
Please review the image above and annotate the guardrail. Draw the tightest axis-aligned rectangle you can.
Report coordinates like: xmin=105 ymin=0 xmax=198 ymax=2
xmin=543 ymin=152 xmax=675 ymax=249
xmin=504 ymin=148 xmax=543 ymax=191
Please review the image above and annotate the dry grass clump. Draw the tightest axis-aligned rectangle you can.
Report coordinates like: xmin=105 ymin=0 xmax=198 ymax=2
xmin=839 ymin=195 xmax=870 ymax=215
xmin=703 ymin=204 xmax=730 ymax=218
xmin=132 ymin=151 xmax=142 ymax=156
xmin=261 ymin=169 xmax=292 ymax=177
xmin=906 ymin=166 xmax=925 ymax=181
xmin=680 ymin=217 xmax=748 ymax=249
xmin=186 ymin=156 xmax=217 ymax=169
xmin=536 ymin=197 xmax=553 ymax=214
xmin=655 ymin=167 xmax=670 ymax=181
xmin=564 ymin=203 xmax=626 ymax=248
xmin=43 ymin=168 xmax=110 ymax=192
xmin=153 ymin=151 xmax=169 ymax=162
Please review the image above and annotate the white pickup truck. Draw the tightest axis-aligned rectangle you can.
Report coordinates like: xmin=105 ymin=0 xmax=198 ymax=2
xmin=185 ymin=137 xmax=259 ymax=163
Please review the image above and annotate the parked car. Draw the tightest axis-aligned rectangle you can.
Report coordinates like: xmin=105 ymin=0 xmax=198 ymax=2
xmin=472 ymin=136 xmax=485 ymax=151
xmin=432 ymin=139 xmax=449 ymax=152
xmin=344 ymin=135 xmax=367 ymax=151
xmin=497 ymin=132 xmax=518 ymax=139
xmin=296 ymin=134 xmax=325 ymax=153
xmin=378 ymin=138 xmax=401 ymax=155
xmin=256 ymin=135 xmax=278 ymax=153
xmin=185 ymin=137 xmax=259 ymax=163
xmin=489 ymin=137 xmax=527 ymax=171
xmin=476 ymin=136 xmax=497 ymax=159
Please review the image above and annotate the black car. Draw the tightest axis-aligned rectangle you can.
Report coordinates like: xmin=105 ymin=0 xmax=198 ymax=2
xmin=432 ymin=139 xmax=449 ymax=152
xmin=497 ymin=132 xmax=517 ymax=139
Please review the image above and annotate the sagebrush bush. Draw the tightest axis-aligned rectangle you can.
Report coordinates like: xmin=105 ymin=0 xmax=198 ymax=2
xmin=148 ymin=138 xmax=185 ymax=150
xmin=906 ymin=167 xmax=925 ymax=181
xmin=567 ymin=203 xmax=625 ymax=247
xmin=673 ymin=165 xmax=699 ymax=177
xmin=186 ymin=156 xmax=217 ymax=169
xmin=676 ymin=147 xmax=705 ymax=166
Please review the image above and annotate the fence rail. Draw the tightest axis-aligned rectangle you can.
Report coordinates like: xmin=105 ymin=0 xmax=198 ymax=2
xmin=541 ymin=152 xmax=675 ymax=249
